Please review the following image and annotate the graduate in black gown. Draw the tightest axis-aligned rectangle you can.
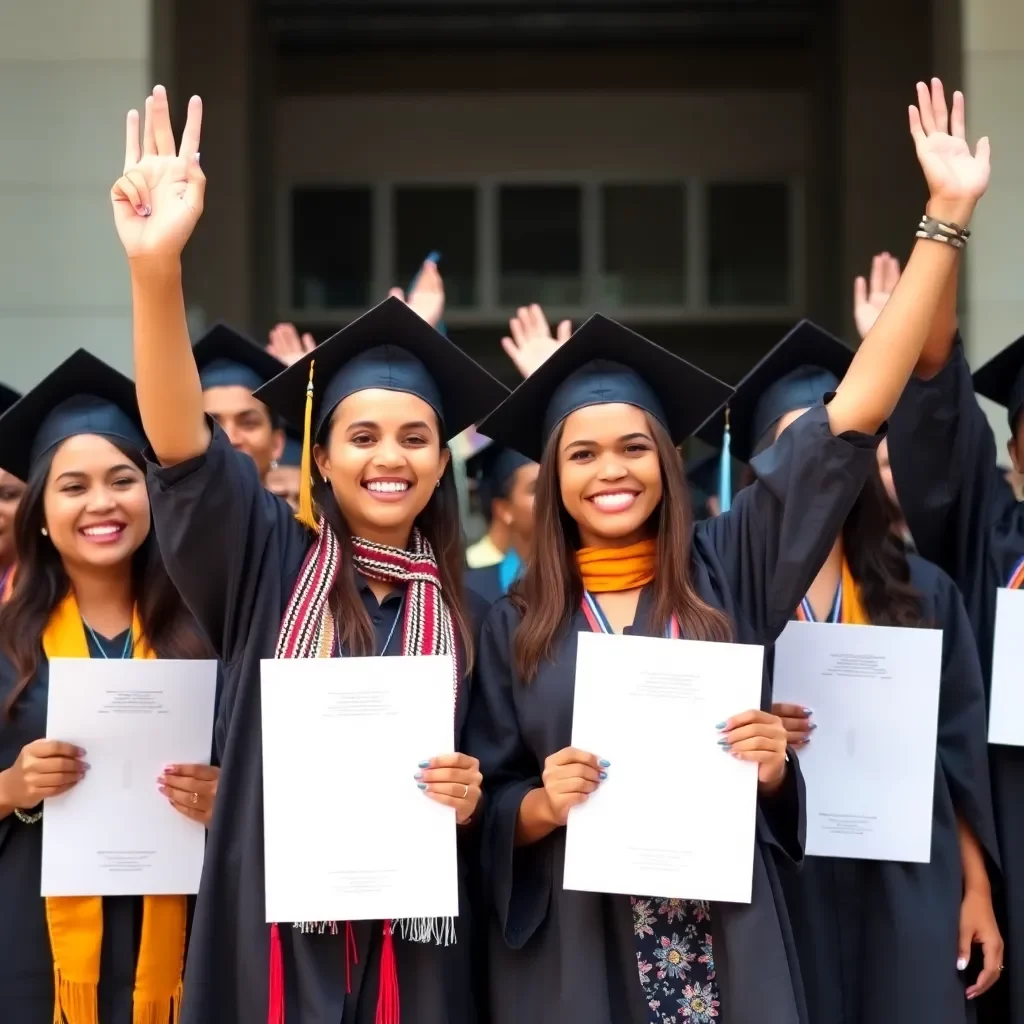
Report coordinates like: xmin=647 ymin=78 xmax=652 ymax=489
xmin=192 ymin=322 xmax=288 ymax=485
xmin=266 ymin=428 xmax=303 ymax=512
xmin=113 ymin=84 xmax=512 ymax=1024
xmin=464 ymin=442 xmax=537 ymax=603
xmin=717 ymin=323 xmax=1002 ymax=1021
xmin=0 ymin=350 xmax=216 ymax=1024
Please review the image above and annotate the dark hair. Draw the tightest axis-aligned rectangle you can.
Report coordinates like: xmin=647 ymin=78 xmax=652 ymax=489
xmin=312 ymin=424 xmax=474 ymax=671
xmin=511 ymin=415 xmax=733 ymax=681
xmin=745 ymin=425 xmax=921 ymax=626
xmin=1 ymin=440 xmax=214 ymax=718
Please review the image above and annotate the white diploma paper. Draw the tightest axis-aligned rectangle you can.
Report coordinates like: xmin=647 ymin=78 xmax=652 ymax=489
xmin=774 ymin=620 xmax=942 ymax=862
xmin=41 ymin=658 xmax=218 ymax=897
xmin=261 ymin=655 xmax=458 ymax=924
xmin=564 ymin=631 xmax=764 ymax=904
xmin=987 ymin=588 xmax=1024 ymax=746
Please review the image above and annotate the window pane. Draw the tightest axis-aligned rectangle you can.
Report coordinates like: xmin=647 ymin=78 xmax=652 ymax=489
xmin=600 ymin=184 xmax=686 ymax=306
xmin=499 ymin=185 xmax=582 ymax=306
xmin=395 ymin=187 xmax=477 ymax=308
xmin=707 ymin=183 xmax=790 ymax=306
xmin=291 ymin=187 xmax=371 ymax=309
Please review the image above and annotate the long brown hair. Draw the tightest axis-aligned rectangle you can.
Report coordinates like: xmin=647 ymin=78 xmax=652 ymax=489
xmin=1 ymin=441 xmax=214 ymax=718
xmin=512 ymin=414 xmax=732 ymax=681
xmin=313 ymin=458 xmax=475 ymax=672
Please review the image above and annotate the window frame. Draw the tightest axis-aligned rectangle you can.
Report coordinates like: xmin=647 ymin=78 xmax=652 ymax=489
xmin=278 ymin=170 xmax=806 ymax=327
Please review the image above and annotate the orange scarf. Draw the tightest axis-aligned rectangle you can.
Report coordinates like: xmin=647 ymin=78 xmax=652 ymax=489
xmin=576 ymin=539 xmax=657 ymax=593
xmin=796 ymin=560 xmax=870 ymax=624
xmin=40 ymin=592 xmax=186 ymax=1024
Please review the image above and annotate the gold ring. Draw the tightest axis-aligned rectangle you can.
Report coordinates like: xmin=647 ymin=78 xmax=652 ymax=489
xmin=191 ymin=792 xmax=198 ymax=806
xmin=461 ymin=784 xmax=469 ymax=799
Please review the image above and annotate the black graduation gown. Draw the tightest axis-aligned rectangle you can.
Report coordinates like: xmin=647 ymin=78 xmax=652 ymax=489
xmin=147 ymin=423 xmax=488 ymax=1024
xmin=0 ymin=629 xmax=156 ymax=1024
xmin=888 ymin=345 xmax=1022 ymax=1021
xmin=464 ymin=564 xmax=503 ymax=606
xmin=777 ymin=553 xmax=1000 ymax=1024
xmin=462 ymin=402 xmax=883 ymax=1024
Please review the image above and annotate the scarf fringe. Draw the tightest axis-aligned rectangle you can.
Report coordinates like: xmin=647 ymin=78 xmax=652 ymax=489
xmin=395 ymin=916 xmax=456 ymax=946
xmin=53 ymin=969 xmax=98 ymax=1024
xmin=132 ymin=984 xmax=182 ymax=1024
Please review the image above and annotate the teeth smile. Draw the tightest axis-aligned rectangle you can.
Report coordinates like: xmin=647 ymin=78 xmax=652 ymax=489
xmin=366 ymin=481 xmax=410 ymax=493
xmin=82 ymin=524 xmax=123 ymax=536
xmin=590 ymin=492 xmax=637 ymax=511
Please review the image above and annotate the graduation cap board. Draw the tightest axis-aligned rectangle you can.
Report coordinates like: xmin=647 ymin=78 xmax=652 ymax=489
xmin=972 ymin=333 xmax=1024 ymax=431
xmin=0 ymin=350 xmax=145 ymax=482
xmin=254 ymin=296 xmax=510 ymax=527
xmin=193 ymin=322 xmax=286 ymax=394
xmin=279 ymin=429 xmax=303 ymax=468
xmin=477 ymin=314 xmax=734 ymax=464
xmin=697 ymin=319 xmax=854 ymax=465
xmin=466 ymin=439 xmax=535 ymax=509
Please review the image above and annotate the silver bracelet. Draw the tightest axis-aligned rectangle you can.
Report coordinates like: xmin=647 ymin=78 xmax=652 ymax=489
xmin=14 ymin=807 xmax=42 ymax=825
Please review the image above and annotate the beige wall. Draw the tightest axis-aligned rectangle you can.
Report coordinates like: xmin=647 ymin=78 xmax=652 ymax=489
xmin=961 ymin=0 xmax=1024 ymax=457
xmin=0 ymin=0 xmax=151 ymax=385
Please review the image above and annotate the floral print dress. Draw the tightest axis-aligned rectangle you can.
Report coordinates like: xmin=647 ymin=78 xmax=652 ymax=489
xmin=631 ymin=896 xmax=721 ymax=1023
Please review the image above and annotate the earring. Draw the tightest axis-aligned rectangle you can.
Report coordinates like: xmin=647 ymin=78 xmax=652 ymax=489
xmin=40 ymin=526 xmax=48 ymax=537
xmin=435 ymin=479 xmax=441 ymax=489
xmin=270 ymin=459 xmax=279 ymax=471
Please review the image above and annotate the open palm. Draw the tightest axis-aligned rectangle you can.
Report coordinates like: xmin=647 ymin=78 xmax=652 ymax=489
xmin=910 ymin=79 xmax=990 ymax=204
xmin=111 ymin=86 xmax=205 ymax=260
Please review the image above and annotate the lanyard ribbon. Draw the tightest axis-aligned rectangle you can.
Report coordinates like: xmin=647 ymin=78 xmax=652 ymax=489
xmin=580 ymin=590 xmax=680 ymax=638
xmin=1008 ymin=555 xmax=1024 ymax=590
xmin=795 ymin=585 xmax=842 ymax=623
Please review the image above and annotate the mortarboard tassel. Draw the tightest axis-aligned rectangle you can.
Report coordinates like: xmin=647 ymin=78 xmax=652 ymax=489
xmin=718 ymin=406 xmax=732 ymax=514
xmin=375 ymin=921 xmax=400 ymax=1024
xmin=295 ymin=359 xmax=318 ymax=531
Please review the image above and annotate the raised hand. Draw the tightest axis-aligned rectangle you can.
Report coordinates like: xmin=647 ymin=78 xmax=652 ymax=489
xmin=158 ymin=763 xmax=219 ymax=827
xmin=853 ymin=253 xmax=902 ymax=340
xmin=415 ymin=752 xmax=483 ymax=825
xmin=0 ymin=739 xmax=87 ymax=809
xmin=501 ymin=304 xmax=572 ymax=379
xmin=540 ymin=746 xmax=607 ymax=826
xmin=267 ymin=323 xmax=316 ymax=367
xmin=111 ymin=85 xmax=205 ymax=261
xmin=389 ymin=259 xmax=446 ymax=328
xmin=909 ymin=79 xmax=990 ymax=215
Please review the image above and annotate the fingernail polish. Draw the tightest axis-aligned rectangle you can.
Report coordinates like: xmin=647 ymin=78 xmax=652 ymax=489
xmin=809 ymin=723 xmax=818 ymax=731
xmin=717 ymin=739 xmax=730 ymax=747
xmin=417 ymin=783 xmax=427 ymax=790
xmin=414 ymin=772 xmax=423 ymax=780
xmin=599 ymin=771 xmax=608 ymax=780
xmin=802 ymin=708 xmax=813 ymax=715
xmin=418 ymin=761 xmax=430 ymax=769
xmin=81 ymin=763 xmax=90 ymax=770
xmin=957 ymin=957 xmax=968 ymax=971
xmin=163 ymin=765 xmax=176 ymax=774
xmin=158 ymin=786 xmax=167 ymax=795
xmin=157 ymin=775 xmax=165 ymax=784
xmin=76 ymin=748 xmax=87 ymax=757
xmin=599 ymin=759 xmax=611 ymax=767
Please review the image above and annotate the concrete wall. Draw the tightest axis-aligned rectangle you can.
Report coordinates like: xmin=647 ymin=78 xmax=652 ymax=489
xmin=0 ymin=0 xmax=151 ymax=385
xmin=960 ymin=0 xmax=1024 ymax=457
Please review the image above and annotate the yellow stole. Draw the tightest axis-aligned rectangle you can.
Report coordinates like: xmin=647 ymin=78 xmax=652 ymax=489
xmin=796 ymin=560 xmax=871 ymax=624
xmin=576 ymin=539 xmax=657 ymax=593
xmin=41 ymin=593 xmax=186 ymax=1024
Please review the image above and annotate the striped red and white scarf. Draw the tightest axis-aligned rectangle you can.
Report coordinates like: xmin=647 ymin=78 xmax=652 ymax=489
xmin=268 ymin=519 xmax=459 ymax=1024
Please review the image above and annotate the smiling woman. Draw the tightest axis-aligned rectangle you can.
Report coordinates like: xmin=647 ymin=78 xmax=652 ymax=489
xmin=0 ymin=349 xmax=215 ymax=1024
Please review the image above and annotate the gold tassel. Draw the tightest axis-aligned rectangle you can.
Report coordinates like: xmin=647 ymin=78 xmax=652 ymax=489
xmin=296 ymin=359 xmax=318 ymax=530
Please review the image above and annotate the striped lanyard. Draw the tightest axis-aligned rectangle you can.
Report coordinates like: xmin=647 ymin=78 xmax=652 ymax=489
xmin=795 ymin=586 xmax=842 ymax=624
xmin=1007 ymin=555 xmax=1024 ymax=590
xmin=580 ymin=590 xmax=681 ymax=639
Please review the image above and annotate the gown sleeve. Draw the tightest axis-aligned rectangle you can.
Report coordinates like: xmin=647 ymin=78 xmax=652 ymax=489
xmin=931 ymin=564 xmax=1001 ymax=871
xmin=463 ymin=605 xmax=551 ymax=949
xmin=700 ymin=400 xmax=883 ymax=643
xmin=146 ymin=421 xmax=308 ymax=665
xmin=888 ymin=342 xmax=1019 ymax=582
xmin=757 ymin=749 xmax=806 ymax=866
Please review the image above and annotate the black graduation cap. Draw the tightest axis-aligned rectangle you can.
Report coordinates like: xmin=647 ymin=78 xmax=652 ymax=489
xmin=193 ymin=322 xmax=286 ymax=394
xmin=478 ymin=314 xmax=734 ymax=463
xmin=697 ymin=319 xmax=854 ymax=464
xmin=466 ymin=439 xmax=535 ymax=509
xmin=0 ymin=383 xmax=21 ymax=418
xmin=972 ymin=333 xmax=1024 ymax=430
xmin=255 ymin=296 xmax=510 ymax=527
xmin=0 ymin=350 xmax=145 ymax=481
xmin=685 ymin=452 xmax=721 ymax=496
